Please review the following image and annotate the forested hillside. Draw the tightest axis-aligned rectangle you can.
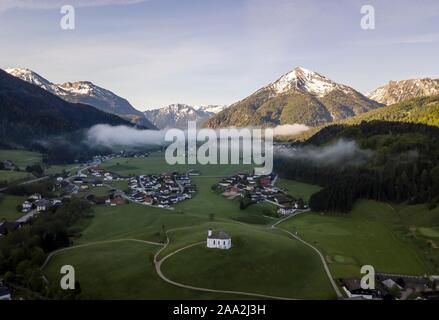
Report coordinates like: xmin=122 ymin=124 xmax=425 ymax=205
xmin=275 ymin=121 xmax=439 ymax=212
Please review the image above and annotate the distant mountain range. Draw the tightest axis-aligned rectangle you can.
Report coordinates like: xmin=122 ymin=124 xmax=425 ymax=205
xmin=0 ymin=69 xmax=131 ymax=146
xmin=367 ymin=78 xmax=439 ymax=105
xmin=143 ymin=104 xmax=227 ymax=129
xmin=5 ymin=68 xmax=156 ymax=129
xmin=4 ymin=66 xmax=439 ymax=134
xmin=205 ymin=67 xmax=383 ymax=128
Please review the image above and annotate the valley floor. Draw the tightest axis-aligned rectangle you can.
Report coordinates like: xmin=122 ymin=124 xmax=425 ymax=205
xmin=39 ymin=152 xmax=439 ymax=300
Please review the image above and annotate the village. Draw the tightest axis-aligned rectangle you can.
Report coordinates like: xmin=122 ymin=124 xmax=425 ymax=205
xmin=0 ymin=151 xmax=198 ymax=240
xmin=217 ymin=171 xmax=309 ymax=216
xmin=127 ymin=172 xmax=197 ymax=208
xmin=340 ymin=274 xmax=439 ymax=300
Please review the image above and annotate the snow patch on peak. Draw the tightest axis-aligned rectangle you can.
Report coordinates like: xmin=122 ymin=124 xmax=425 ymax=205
xmin=5 ymin=67 xmax=59 ymax=93
xmin=270 ymin=66 xmax=346 ymax=97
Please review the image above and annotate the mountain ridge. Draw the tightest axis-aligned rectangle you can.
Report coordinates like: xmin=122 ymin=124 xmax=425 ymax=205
xmin=205 ymin=67 xmax=383 ymax=128
xmin=5 ymin=68 xmax=156 ymax=129
xmin=0 ymin=69 xmax=132 ymax=146
xmin=367 ymin=77 xmax=439 ymax=105
xmin=144 ymin=103 xmax=226 ymax=129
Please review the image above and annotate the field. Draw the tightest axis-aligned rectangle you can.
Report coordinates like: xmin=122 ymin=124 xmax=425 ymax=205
xmin=0 ymin=195 xmax=24 ymax=221
xmin=41 ymin=151 xmax=438 ymax=299
xmin=0 ymin=170 xmax=32 ymax=183
xmin=162 ymin=224 xmax=336 ymax=299
xmin=275 ymin=179 xmax=322 ymax=202
xmin=43 ymin=241 xmax=240 ymax=299
xmin=279 ymin=200 xmax=439 ymax=278
xmin=0 ymin=149 xmax=42 ymax=168
xmin=42 ymin=152 xmax=339 ymax=299
xmin=44 ymin=164 xmax=78 ymax=176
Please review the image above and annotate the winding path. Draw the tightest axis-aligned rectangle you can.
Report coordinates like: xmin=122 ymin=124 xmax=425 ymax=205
xmin=153 ymin=236 xmax=295 ymax=300
xmin=40 ymin=238 xmax=163 ymax=271
xmin=272 ymin=215 xmax=342 ymax=298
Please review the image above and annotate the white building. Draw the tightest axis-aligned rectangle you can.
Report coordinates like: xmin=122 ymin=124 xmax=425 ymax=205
xmin=277 ymin=207 xmax=295 ymax=215
xmin=35 ymin=199 xmax=50 ymax=212
xmin=206 ymin=229 xmax=232 ymax=250
xmin=22 ymin=201 xmax=32 ymax=212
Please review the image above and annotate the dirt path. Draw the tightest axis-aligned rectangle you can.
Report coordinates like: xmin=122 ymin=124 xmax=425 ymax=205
xmin=154 ymin=238 xmax=295 ymax=300
xmin=272 ymin=215 xmax=343 ymax=298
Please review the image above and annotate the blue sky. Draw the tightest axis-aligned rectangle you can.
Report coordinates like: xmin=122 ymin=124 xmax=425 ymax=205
xmin=0 ymin=0 xmax=438 ymax=110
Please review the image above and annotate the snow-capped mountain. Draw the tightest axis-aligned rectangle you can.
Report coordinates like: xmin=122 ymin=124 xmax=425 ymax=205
xmin=144 ymin=104 xmax=226 ymax=129
xmin=5 ymin=68 xmax=61 ymax=94
xmin=205 ymin=67 xmax=383 ymax=128
xmin=5 ymin=68 xmax=156 ymax=129
xmin=269 ymin=66 xmax=349 ymax=97
xmin=367 ymin=78 xmax=439 ymax=105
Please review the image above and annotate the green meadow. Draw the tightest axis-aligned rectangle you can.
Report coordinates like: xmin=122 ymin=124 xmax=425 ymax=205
xmin=279 ymin=200 xmax=439 ymax=277
xmin=0 ymin=149 xmax=42 ymax=168
xmin=43 ymin=241 xmax=242 ymax=300
xmin=0 ymin=195 xmax=24 ymax=221
xmin=41 ymin=151 xmax=438 ymax=299
xmin=0 ymin=170 xmax=32 ymax=183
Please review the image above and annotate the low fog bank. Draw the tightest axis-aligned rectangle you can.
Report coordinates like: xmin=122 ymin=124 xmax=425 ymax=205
xmin=85 ymin=123 xmax=310 ymax=148
xmin=272 ymin=124 xmax=309 ymax=136
xmin=86 ymin=124 xmax=167 ymax=147
xmin=275 ymin=139 xmax=373 ymax=166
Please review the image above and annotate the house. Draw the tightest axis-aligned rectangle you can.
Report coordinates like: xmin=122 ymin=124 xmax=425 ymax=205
xmin=73 ymin=177 xmax=84 ymax=184
xmin=259 ymin=176 xmax=271 ymax=187
xmin=143 ymin=196 xmax=153 ymax=205
xmin=92 ymin=180 xmax=103 ymax=187
xmin=206 ymin=229 xmax=232 ymax=250
xmin=2 ymin=160 xmax=15 ymax=170
xmin=22 ymin=201 xmax=33 ymax=212
xmin=341 ymin=278 xmax=374 ymax=300
xmin=382 ymin=279 xmax=403 ymax=291
xmin=0 ymin=286 xmax=11 ymax=300
xmin=110 ymin=197 xmax=125 ymax=206
xmin=28 ymin=193 xmax=42 ymax=201
xmin=51 ymin=199 xmax=63 ymax=206
xmin=278 ymin=207 xmax=295 ymax=215
xmin=35 ymin=199 xmax=51 ymax=212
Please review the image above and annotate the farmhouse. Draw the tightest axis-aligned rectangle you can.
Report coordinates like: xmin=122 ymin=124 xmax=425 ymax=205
xmin=341 ymin=278 xmax=374 ymax=300
xmin=2 ymin=160 xmax=15 ymax=170
xmin=22 ymin=201 xmax=32 ymax=212
xmin=206 ymin=229 xmax=232 ymax=250
xmin=35 ymin=199 xmax=51 ymax=212
xmin=278 ymin=207 xmax=295 ymax=215
xmin=28 ymin=193 xmax=42 ymax=201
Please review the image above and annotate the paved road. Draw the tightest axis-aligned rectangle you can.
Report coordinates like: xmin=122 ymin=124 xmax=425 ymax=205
xmin=15 ymin=209 xmax=38 ymax=224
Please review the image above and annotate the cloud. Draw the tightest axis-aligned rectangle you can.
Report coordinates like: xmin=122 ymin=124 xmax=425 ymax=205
xmin=272 ymin=124 xmax=309 ymax=136
xmin=275 ymin=139 xmax=373 ymax=166
xmin=0 ymin=0 xmax=147 ymax=12
xmin=86 ymin=124 xmax=166 ymax=147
